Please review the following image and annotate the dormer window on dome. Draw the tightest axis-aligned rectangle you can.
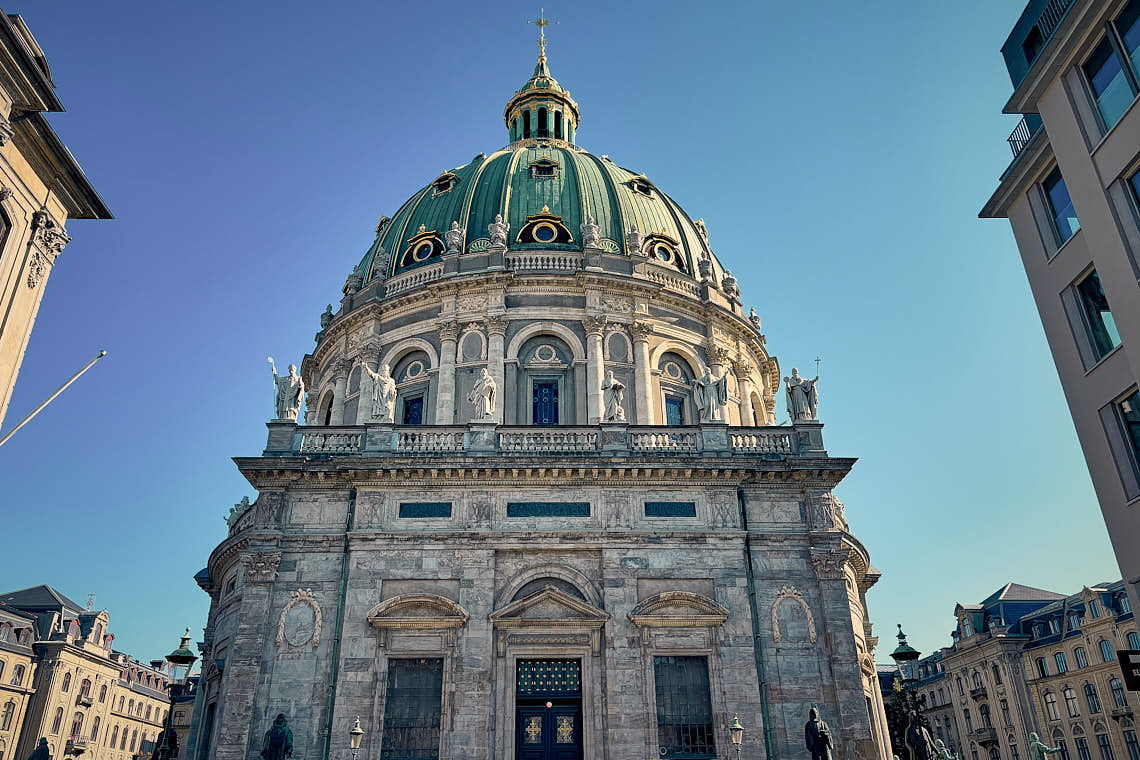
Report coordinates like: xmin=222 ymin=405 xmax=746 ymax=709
xmin=399 ymin=225 xmax=444 ymax=270
xmin=517 ymin=206 xmax=573 ymax=245
xmin=431 ymin=172 xmax=460 ymax=197
xmin=644 ymin=233 xmax=687 ymax=272
xmin=630 ymin=177 xmax=654 ymax=197
xmin=529 ymin=158 xmax=560 ymax=179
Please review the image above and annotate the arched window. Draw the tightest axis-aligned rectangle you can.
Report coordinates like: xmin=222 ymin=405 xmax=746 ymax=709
xmin=956 ymin=676 xmax=964 ymax=695
xmin=554 ymin=110 xmax=563 ymax=139
xmin=51 ymin=707 xmax=63 ymax=734
xmin=130 ymin=730 xmax=138 ymax=751
xmin=973 ymin=672 xmax=983 ymax=689
xmin=90 ymin=716 xmax=100 ymax=741
xmin=1065 ymin=687 xmax=1080 ymax=717
xmin=537 ymin=107 xmax=548 ymax=138
xmin=117 ymin=696 xmax=124 ymax=712
xmin=1086 ymin=683 xmax=1102 ymax=714
xmin=992 ymin=663 xmax=1003 ymax=685
xmin=658 ymin=351 xmax=698 ymax=426
xmin=1076 ymin=647 xmax=1089 ymax=668
xmin=0 ymin=661 xmax=5 ymax=683
xmin=61 ymin=672 xmax=71 ymax=692
xmin=1036 ymin=657 xmax=1049 ymax=678
xmin=1100 ymin=639 xmax=1114 ymax=663
xmin=1055 ymin=652 xmax=1069 ymax=673
xmin=10 ymin=664 xmax=23 ymax=686
xmin=120 ymin=726 xmax=128 ymax=750
xmin=979 ymin=703 xmax=992 ymax=728
xmin=99 ymin=684 xmax=107 ymax=702
xmin=1045 ymin=692 xmax=1060 ymax=721
xmin=128 ymin=699 xmax=134 ymax=715
xmin=1 ymin=701 xmax=14 ymax=730
xmin=1112 ymin=678 xmax=1127 ymax=708
xmin=523 ymin=110 xmax=531 ymax=139
xmin=109 ymin=725 xmax=118 ymax=748
xmin=0 ymin=624 xmax=10 ymax=642
xmin=69 ymin=712 xmax=83 ymax=739
xmin=79 ymin=678 xmax=91 ymax=697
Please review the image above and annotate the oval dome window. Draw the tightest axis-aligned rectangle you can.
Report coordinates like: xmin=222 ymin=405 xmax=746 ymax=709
xmin=533 ymin=223 xmax=557 ymax=243
xmin=653 ymin=243 xmax=674 ymax=263
xmin=413 ymin=241 xmax=434 ymax=261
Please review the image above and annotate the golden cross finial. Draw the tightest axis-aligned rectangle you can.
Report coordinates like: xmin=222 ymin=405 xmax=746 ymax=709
xmin=528 ymin=8 xmax=558 ymax=61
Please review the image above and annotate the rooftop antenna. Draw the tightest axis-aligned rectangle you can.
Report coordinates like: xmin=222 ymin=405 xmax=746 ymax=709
xmin=528 ymin=8 xmax=558 ymax=62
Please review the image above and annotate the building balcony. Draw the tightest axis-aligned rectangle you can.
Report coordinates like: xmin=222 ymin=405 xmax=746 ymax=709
xmin=1002 ymin=0 xmax=1077 ymax=90
xmin=969 ymin=685 xmax=988 ymax=701
xmin=1007 ymin=115 xmax=1043 ymax=159
xmin=971 ymin=727 xmax=998 ymax=746
xmin=1112 ymin=706 xmax=1134 ymax=721
xmin=75 ymin=693 xmax=93 ymax=707
xmin=263 ymin=421 xmax=826 ymax=460
xmin=66 ymin=737 xmax=89 ymax=755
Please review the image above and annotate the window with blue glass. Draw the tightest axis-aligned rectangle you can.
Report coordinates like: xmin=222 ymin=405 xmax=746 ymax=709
xmin=665 ymin=396 xmax=684 ymax=426
xmin=1043 ymin=167 xmax=1080 ymax=244
xmin=1056 ymin=652 xmax=1069 ymax=673
xmin=1085 ymin=38 xmax=1135 ymax=130
xmin=1101 ymin=639 xmax=1116 ymax=663
xmin=1129 ymin=631 xmax=1140 ymax=650
xmin=1075 ymin=273 xmax=1124 ymax=359
xmin=403 ymin=396 xmax=423 ymax=425
xmin=532 ymin=382 xmax=558 ymax=425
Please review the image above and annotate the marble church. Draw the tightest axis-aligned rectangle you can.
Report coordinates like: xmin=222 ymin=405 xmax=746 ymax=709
xmin=185 ymin=24 xmax=892 ymax=760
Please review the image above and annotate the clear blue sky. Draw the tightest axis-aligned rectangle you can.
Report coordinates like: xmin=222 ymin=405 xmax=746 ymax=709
xmin=0 ymin=0 xmax=1119 ymax=665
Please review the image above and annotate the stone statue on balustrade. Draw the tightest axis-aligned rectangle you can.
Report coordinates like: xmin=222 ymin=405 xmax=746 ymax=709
xmin=692 ymin=367 xmax=728 ymax=422
xmin=905 ymin=710 xmax=936 ymax=760
xmin=804 ymin=707 xmax=833 ymax=760
xmin=468 ymin=368 xmax=496 ymax=420
xmin=580 ymin=216 xmax=600 ymax=248
xmin=445 ymin=221 xmax=465 ymax=253
xmin=934 ymin=739 xmax=959 ymax=760
xmin=488 ymin=214 xmax=510 ymax=247
xmin=1029 ymin=734 xmax=1063 ymax=760
xmin=625 ymin=223 xmax=644 ymax=255
xmin=362 ymin=362 xmax=397 ymax=423
xmin=601 ymin=370 xmax=626 ymax=422
xmin=784 ymin=368 xmax=819 ymax=422
xmin=260 ymin=714 xmax=292 ymax=760
xmin=269 ymin=358 xmax=305 ymax=422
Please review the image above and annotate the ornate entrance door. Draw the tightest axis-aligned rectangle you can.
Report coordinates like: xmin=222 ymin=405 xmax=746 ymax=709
xmin=515 ymin=659 xmax=582 ymax=760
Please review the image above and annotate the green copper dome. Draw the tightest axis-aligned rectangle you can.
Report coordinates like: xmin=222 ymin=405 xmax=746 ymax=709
xmin=352 ymin=40 xmax=720 ymax=288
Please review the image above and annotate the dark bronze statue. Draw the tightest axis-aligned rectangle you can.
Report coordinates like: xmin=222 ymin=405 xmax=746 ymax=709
xmin=261 ymin=714 xmax=293 ymax=760
xmin=805 ymin=707 xmax=834 ymax=760
xmin=28 ymin=738 xmax=50 ymax=760
xmin=906 ymin=711 xmax=937 ymax=760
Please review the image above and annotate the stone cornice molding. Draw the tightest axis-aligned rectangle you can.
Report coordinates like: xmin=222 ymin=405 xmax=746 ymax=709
xmin=627 ymin=591 xmax=728 ymax=629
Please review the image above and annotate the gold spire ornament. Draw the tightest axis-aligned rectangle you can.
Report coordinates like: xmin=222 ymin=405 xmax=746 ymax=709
xmin=528 ymin=9 xmax=558 ymax=62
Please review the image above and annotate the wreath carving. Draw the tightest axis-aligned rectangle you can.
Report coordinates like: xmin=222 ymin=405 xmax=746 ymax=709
xmin=276 ymin=588 xmax=321 ymax=649
xmin=771 ymin=585 xmax=817 ymax=644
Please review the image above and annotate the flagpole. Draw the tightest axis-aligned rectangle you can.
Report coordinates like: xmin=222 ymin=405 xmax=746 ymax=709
xmin=0 ymin=350 xmax=107 ymax=448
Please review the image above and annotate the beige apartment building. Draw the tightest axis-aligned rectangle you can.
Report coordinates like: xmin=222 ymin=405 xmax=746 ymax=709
xmin=0 ymin=9 xmax=110 ymax=429
xmin=0 ymin=602 xmax=37 ymax=760
xmin=0 ymin=586 xmax=173 ymax=760
xmin=981 ymin=0 xmax=1140 ymax=613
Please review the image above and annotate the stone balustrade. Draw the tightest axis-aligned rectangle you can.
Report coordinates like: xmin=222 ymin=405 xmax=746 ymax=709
xmin=643 ymin=263 xmax=701 ymax=297
xmin=505 ymin=251 xmax=583 ymax=272
xmin=384 ymin=262 xmax=443 ymax=296
xmin=270 ymin=421 xmax=824 ymax=459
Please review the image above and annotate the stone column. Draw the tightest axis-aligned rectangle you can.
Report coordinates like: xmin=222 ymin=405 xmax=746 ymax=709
xmin=436 ymin=321 xmax=459 ymax=425
xmin=735 ymin=360 xmax=756 ymax=426
xmin=213 ymin=551 xmax=280 ymax=760
xmin=707 ymin=344 xmax=731 ymax=423
xmin=328 ymin=359 xmax=350 ymax=425
xmin=486 ymin=316 xmax=508 ymax=424
xmin=630 ymin=321 xmax=654 ymax=425
xmin=584 ymin=316 xmax=606 ymax=424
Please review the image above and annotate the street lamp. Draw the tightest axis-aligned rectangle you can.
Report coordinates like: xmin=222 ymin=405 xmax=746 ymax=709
xmin=729 ymin=715 xmax=744 ymax=759
xmin=349 ymin=717 xmax=364 ymax=760
xmin=154 ymin=628 xmax=197 ymax=760
xmin=890 ymin=623 xmax=926 ymax=738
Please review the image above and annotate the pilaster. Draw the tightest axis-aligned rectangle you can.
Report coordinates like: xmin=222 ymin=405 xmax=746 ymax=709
xmin=630 ymin=321 xmax=654 ymax=425
xmin=584 ymin=316 xmax=606 ymax=425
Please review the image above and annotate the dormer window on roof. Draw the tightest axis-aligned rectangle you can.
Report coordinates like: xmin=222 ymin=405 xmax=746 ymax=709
xmin=431 ymin=173 xmax=460 ymax=197
xmin=517 ymin=207 xmax=573 ymax=245
xmin=529 ymin=158 xmax=559 ymax=179
xmin=630 ymin=177 xmax=654 ymax=197
xmin=398 ymin=225 xmax=444 ymax=270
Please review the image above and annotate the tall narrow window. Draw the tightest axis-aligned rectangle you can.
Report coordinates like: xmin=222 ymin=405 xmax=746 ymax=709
xmin=1101 ymin=639 xmax=1116 ymax=662
xmin=1112 ymin=678 xmax=1127 ymax=707
xmin=61 ymin=673 xmax=71 ymax=692
xmin=1128 ymin=632 xmax=1140 ymax=649
xmin=1075 ymin=271 xmax=1122 ymax=359
xmin=653 ymin=656 xmax=715 ymax=759
xmin=980 ymin=703 xmax=992 ymax=728
xmin=1001 ymin=699 xmax=1012 ymax=726
xmin=381 ymin=658 xmax=443 ymax=760
xmin=1044 ymin=167 xmax=1080 ymax=244
xmin=402 ymin=396 xmax=423 ymax=426
xmin=537 ymin=107 xmax=548 ymax=138
xmin=1124 ymin=730 xmax=1140 ymax=760
xmin=1 ymin=701 xmax=13 ymax=731
xmin=1097 ymin=732 xmax=1115 ymax=760
xmin=51 ymin=708 xmax=63 ymax=734
xmin=1059 ymin=739 xmax=1072 ymax=760
xmin=1119 ymin=0 xmax=1140 ymax=80
xmin=1037 ymin=657 xmax=1050 ymax=678
xmin=554 ymin=111 xmax=563 ymax=139
xmin=1076 ymin=647 xmax=1089 ymax=668
xmin=1085 ymin=38 xmax=1134 ymax=129
xmin=665 ymin=396 xmax=684 ymax=426
xmin=1056 ymin=652 xmax=1069 ymax=673
xmin=523 ymin=110 xmax=532 ymax=139
xmin=1086 ymin=683 xmax=1103 ymax=714
xmin=532 ymin=382 xmax=559 ymax=425
xmin=1066 ymin=687 xmax=1081 ymax=717
xmin=1046 ymin=692 xmax=1060 ymax=721
xmin=1078 ymin=738 xmax=1093 ymax=760
xmin=992 ymin=664 xmax=1003 ymax=686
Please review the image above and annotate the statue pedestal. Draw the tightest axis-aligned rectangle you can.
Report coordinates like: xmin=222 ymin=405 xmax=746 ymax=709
xmin=466 ymin=422 xmax=498 ymax=452
xmin=265 ymin=421 xmax=297 ymax=454
xmin=699 ymin=422 xmax=730 ymax=454
xmin=599 ymin=423 xmax=629 ymax=452
xmin=365 ymin=423 xmax=396 ymax=452
xmin=441 ymin=252 xmax=460 ymax=276
xmin=583 ymin=246 xmax=604 ymax=271
xmin=792 ymin=421 xmax=825 ymax=454
xmin=486 ymin=246 xmax=506 ymax=270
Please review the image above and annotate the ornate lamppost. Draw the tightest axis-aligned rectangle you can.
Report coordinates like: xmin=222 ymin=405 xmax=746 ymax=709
xmin=891 ymin=623 xmax=931 ymax=759
xmin=729 ymin=714 xmax=744 ymax=759
xmin=153 ymin=629 xmax=197 ymax=760
xmin=349 ymin=717 xmax=364 ymax=760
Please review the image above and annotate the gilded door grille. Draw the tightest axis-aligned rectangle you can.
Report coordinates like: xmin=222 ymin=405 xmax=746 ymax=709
xmin=516 ymin=659 xmax=581 ymax=696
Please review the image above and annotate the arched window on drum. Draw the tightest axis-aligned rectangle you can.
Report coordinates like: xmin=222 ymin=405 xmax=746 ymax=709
xmin=512 ymin=335 xmax=576 ymax=426
xmin=391 ymin=350 xmax=432 ymax=426
xmin=657 ymin=352 xmax=696 ymax=426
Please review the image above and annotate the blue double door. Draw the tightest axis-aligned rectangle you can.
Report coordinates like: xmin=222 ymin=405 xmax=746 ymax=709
xmin=532 ymin=382 xmax=558 ymax=425
xmin=516 ymin=700 xmax=581 ymax=760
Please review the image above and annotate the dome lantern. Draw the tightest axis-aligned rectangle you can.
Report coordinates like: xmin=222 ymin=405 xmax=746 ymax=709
xmin=504 ymin=11 xmax=580 ymax=146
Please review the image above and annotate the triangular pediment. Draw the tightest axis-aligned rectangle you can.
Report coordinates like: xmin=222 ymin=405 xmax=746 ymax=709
xmin=628 ymin=591 xmax=728 ymax=628
xmin=490 ymin=585 xmax=608 ymax=627
xmin=367 ymin=593 xmax=469 ymax=630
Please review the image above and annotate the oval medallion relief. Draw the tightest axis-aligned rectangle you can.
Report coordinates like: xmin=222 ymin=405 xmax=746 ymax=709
xmin=276 ymin=588 xmax=322 ymax=649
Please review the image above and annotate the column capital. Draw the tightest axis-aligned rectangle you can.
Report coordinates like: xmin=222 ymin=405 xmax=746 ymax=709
xmin=439 ymin=320 xmax=459 ymax=342
xmin=629 ymin=321 xmax=653 ymax=341
xmin=334 ymin=357 xmax=354 ymax=376
xmin=240 ymin=551 xmax=282 ymax=584
xmin=486 ymin=315 xmax=508 ymax=336
xmin=732 ymin=359 xmax=754 ymax=377
xmin=583 ymin=315 xmax=607 ymax=336
xmin=706 ymin=344 xmax=731 ymax=366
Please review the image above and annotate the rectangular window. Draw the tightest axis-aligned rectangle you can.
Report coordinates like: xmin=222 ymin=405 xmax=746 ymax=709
xmin=532 ymin=382 xmax=559 ymax=426
xmin=1087 ymin=683 xmax=1103 ymax=713
xmin=1091 ymin=600 xmax=1102 ymax=618
xmin=1079 ymin=738 xmax=1094 ymax=760
xmin=1085 ymin=37 xmax=1135 ymax=130
xmin=665 ymin=395 xmax=685 ymax=426
xmin=398 ymin=502 xmax=452 ymax=519
xmin=506 ymin=502 xmax=590 ymax=518
xmin=1124 ymin=730 xmax=1140 ymax=760
xmin=1060 ymin=740 xmax=1072 ymax=760
xmin=1075 ymin=270 xmax=1122 ymax=360
xmin=1056 ymin=652 xmax=1069 ymax=673
xmin=381 ymin=658 xmax=443 ymax=760
xmin=645 ymin=501 xmax=697 ymax=518
xmin=1098 ymin=734 xmax=1116 ymax=760
xmin=653 ymin=656 xmax=715 ymax=759
xmin=1044 ymin=167 xmax=1080 ymax=244
xmin=403 ymin=396 xmax=423 ymax=425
